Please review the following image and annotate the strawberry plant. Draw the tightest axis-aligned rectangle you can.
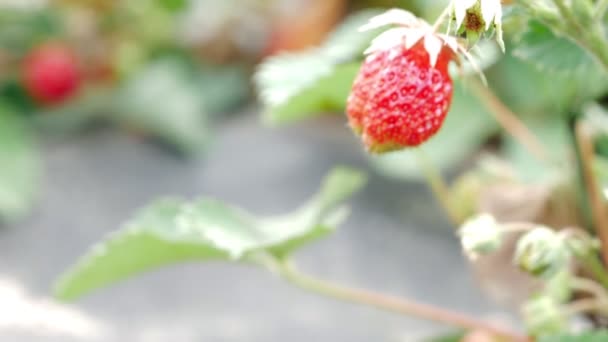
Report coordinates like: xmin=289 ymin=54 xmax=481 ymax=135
xmin=51 ymin=0 xmax=608 ymax=341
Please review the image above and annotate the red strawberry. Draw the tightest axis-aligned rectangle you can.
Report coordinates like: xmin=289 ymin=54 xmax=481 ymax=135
xmin=22 ymin=42 xmax=81 ymax=106
xmin=347 ymin=41 xmax=454 ymax=153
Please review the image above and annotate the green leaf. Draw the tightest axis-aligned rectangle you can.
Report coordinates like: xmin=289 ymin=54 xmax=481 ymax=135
xmin=114 ymin=58 xmax=210 ymax=153
xmin=255 ymin=9 xmax=384 ymax=125
xmin=538 ymin=331 xmax=608 ymax=342
xmin=259 ymin=61 xmax=360 ymax=125
xmin=370 ymin=80 xmax=499 ymax=180
xmin=54 ymin=199 xmax=229 ymax=301
xmin=509 ymin=20 xmax=608 ymax=112
xmin=0 ymin=8 xmax=61 ymax=53
xmin=0 ymin=104 xmax=41 ymax=221
xmin=513 ymin=20 xmax=598 ymax=74
xmin=55 ymin=167 xmax=366 ymax=301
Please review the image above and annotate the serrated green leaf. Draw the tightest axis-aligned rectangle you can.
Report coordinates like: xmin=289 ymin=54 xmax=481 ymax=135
xmin=538 ymin=331 xmax=608 ymax=342
xmin=55 ymin=167 xmax=366 ymax=300
xmin=514 ymin=20 xmax=598 ymax=74
xmin=509 ymin=20 xmax=608 ymax=112
xmin=370 ymin=80 xmax=499 ymax=180
xmin=256 ymin=9 xmax=384 ymax=125
xmin=54 ymin=199 xmax=229 ymax=301
xmin=0 ymin=104 xmax=41 ymax=221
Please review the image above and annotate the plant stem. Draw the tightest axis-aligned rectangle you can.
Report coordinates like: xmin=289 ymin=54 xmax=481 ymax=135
xmin=468 ymin=79 xmax=549 ymax=163
xmin=415 ymin=149 xmax=459 ymax=224
xmin=575 ymin=121 xmax=608 ymax=267
xmin=278 ymin=261 xmax=530 ymax=341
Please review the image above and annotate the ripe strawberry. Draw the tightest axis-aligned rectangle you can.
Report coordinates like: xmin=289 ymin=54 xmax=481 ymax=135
xmin=22 ymin=42 xmax=81 ymax=106
xmin=347 ymin=41 xmax=454 ymax=153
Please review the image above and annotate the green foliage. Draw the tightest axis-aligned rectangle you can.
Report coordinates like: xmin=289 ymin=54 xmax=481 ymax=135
xmin=0 ymin=104 xmax=41 ymax=221
xmin=514 ymin=20 xmax=598 ymax=74
xmin=55 ymin=167 xmax=366 ymax=301
xmin=113 ymin=58 xmax=248 ymax=153
xmin=538 ymin=331 xmax=608 ymax=342
xmin=492 ymin=52 xmax=607 ymax=118
xmin=255 ymin=9 xmax=384 ymax=125
xmin=114 ymin=58 xmax=209 ymax=153
xmin=506 ymin=21 xmax=608 ymax=113
xmin=0 ymin=8 xmax=61 ymax=53
xmin=370 ymin=80 xmax=498 ymax=180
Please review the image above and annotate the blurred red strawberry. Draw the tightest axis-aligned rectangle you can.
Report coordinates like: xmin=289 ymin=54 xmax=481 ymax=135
xmin=22 ymin=42 xmax=82 ymax=106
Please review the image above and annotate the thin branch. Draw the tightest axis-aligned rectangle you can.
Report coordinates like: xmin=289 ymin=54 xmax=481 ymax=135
xmin=575 ymin=121 xmax=608 ymax=267
xmin=277 ymin=261 xmax=530 ymax=341
xmin=468 ymin=79 xmax=549 ymax=163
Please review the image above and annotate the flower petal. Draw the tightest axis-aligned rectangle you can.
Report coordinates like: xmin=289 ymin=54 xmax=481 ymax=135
xmin=363 ymin=27 xmax=408 ymax=54
xmin=359 ymin=9 xmax=419 ymax=32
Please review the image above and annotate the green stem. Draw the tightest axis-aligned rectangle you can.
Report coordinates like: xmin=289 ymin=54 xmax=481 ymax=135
xmin=415 ymin=149 xmax=459 ymax=224
xmin=277 ymin=261 xmax=530 ymax=341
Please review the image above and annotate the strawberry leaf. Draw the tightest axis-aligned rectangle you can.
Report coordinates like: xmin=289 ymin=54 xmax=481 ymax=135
xmin=513 ymin=20 xmax=608 ymax=94
xmin=0 ymin=103 xmax=41 ymax=221
xmin=513 ymin=20 xmax=595 ymax=72
xmin=54 ymin=167 xmax=366 ymax=301
xmin=255 ymin=9 xmax=384 ymax=125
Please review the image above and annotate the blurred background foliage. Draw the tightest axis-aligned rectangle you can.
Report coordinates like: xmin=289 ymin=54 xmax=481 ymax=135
xmin=1 ymin=0 xmax=608 ymax=227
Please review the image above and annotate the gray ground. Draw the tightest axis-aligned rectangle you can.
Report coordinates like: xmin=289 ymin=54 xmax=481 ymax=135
xmin=0 ymin=112 xmax=511 ymax=341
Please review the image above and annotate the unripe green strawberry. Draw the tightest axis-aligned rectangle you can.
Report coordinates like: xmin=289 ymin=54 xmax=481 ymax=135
xmin=347 ymin=42 xmax=454 ymax=153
